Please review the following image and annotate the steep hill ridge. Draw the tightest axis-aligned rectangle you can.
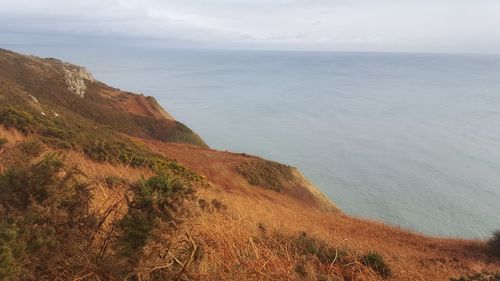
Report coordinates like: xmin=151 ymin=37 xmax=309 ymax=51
xmin=0 ymin=48 xmax=206 ymax=147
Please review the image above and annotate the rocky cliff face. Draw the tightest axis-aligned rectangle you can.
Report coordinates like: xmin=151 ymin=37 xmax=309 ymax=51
xmin=62 ymin=64 xmax=95 ymax=98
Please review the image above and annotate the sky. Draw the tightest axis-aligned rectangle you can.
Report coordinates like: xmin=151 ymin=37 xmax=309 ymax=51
xmin=1 ymin=0 xmax=499 ymax=54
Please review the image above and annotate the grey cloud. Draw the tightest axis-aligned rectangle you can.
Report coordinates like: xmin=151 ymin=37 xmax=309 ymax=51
xmin=0 ymin=0 xmax=499 ymax=53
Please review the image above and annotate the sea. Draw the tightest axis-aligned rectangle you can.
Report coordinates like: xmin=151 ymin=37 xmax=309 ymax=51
xmin=6 ymin=46 xmax=500 ymax=238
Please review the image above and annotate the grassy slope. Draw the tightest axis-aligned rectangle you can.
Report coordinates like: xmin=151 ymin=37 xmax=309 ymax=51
xmin=140 ymin=138 xmax=500 ymax=281
xmin=2 ymin=125 xmax=498 ymax=280
xmin=0 ymin=49 xmax=498 ymax=280
xmin=0 ymin=48 xmax=207 ymax=147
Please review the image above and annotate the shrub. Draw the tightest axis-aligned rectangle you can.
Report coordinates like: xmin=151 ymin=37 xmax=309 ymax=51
xmin=362 ymin=252 xmax=391 ymax=278
xmin=0 ymin=138 xmax=7 ymax=148
xmin=488 ymin=230 xmax=500 ymax=257
xmin=0 ymin=105 xmax=35 ymax=134
xmin=118 ymin=210 xmax=156 ymax=257
xmin=0 ymin=145 xmax=198 ymax=279
xmin=0 ymin=152 xmax=94 ymax=280
xmin=135 ymin=172 xmax=193 ymax=215
xmin=293 ymin=231 xmax=344 ymax=264
xmin=118 ymin=172 xmax=193 ymax=259
xmin=295 ymin=262 xmax=308 ymax=278
xmin=0 ymin=222 xmax=23 ymax=280
xmin=211 ymin=198 xmax=226 ymax=210
xmin=19 ymin=139 xmax=43 ymax=157
xmin=197 ymin=198 xmax=226 ymax=212
xmin=236 ymin=160 xmax=294 ymax=192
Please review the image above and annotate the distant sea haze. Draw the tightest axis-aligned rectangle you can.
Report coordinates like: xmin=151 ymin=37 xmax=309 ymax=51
xmin=11 ymin=46 xmax=500 ymax=238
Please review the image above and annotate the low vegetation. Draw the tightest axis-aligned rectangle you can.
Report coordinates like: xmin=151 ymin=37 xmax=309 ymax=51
xmin=237 ymin=159 xmax=294 ymax=192
xmin=489 ymin=230 xmax=500 ymax=257
xmin=451 ymin=272 xmax=500 ymax=281
xmin=119 ymin=172 xmax=194 ymax=257
xmin=0 ymin=148 xmax=94 ymax=279
xmin=0 ymin=137 xmax=7 ymax=148
xmin=0 ymin=140 xmax=198 ymax=280
xmin=0 ymin=104 xmax=144 ymax=163
xmin=254 ymin=227 xmax=391 ymax=280
xmin=0 ymin=104 xmax=204 ymax=184
xmin=361 ymin=252 xmax=392 ymax=278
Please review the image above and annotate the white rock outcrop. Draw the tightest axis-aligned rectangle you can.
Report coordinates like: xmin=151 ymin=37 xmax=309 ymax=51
xmin=63 ymin=64 xmax=95 ymax=98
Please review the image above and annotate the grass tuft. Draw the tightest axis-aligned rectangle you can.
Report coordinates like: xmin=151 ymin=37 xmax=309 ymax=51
xmin=0 ymin=138 xmax=7 ymax=148
xmin=361 ymin=252 xmax=392 ymax=278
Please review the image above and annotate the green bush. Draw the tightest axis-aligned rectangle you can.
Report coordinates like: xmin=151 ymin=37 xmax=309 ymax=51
xmin=136 ymin=173 xmax=191 ymax=211
xmin=362 ymin=252 xmax=391 ymax=278
xmin=118 ymin=172 xmax=193 ymax=258
xmin=0 ymin=144 xmax=197 ymax=279
xmin=0 ymin=105 xmax=35 ymax=134
xmin=488 ymin=230 xmax=500 ymax=257
xmin=0 ymin=152 xmax=94 ymax=280
xmin=118 ymin=210 xmax=155 ymax=257
xmin=293 ymin=232 xmax=345 ymax=264
xmin=237 ymin=160 xmax=294 ymax=192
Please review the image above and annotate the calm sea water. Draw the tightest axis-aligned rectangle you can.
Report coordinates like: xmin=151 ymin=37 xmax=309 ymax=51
xmin=8 ymin=46 xmax=500 ymax=238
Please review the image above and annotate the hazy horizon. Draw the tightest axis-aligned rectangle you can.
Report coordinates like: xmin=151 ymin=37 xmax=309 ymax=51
xmin=3 ymin=43 xmax=500 ymax=59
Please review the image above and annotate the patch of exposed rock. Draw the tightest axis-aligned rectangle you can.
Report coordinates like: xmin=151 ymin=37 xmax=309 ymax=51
xmin=63 ymin=64 xmax=95 ymax=98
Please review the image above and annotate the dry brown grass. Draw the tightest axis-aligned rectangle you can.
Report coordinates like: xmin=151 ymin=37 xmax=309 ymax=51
xmin=0 ymin=125 xmax=26 ymax=146
xmin=2 ymin=124 xmax=498 ymax=280
xmin=0 ymin=125 xmax=27 ymax=172
xmin=113 ymin=90 xmax=175 ymax=121
xmin=142 ymin=139 xmax=335 ymax=211
xmin=186 ymin=193 xmax=377 ymax=280
xmin=185 ymin=187 xmax=499 ymax=280
xmin=141 ymin=140 xmax=500 ymax=281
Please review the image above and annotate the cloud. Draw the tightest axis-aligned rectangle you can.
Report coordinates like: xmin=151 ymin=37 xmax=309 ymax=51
xmin=0 ymin=0 xmax=499 ymax=53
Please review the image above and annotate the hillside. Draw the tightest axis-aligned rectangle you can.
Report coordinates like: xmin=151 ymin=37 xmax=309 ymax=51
xmin=0 ymin=49 xmax=498 ymax=281
xmin=0 ymin=48 xmax=206 ymax=147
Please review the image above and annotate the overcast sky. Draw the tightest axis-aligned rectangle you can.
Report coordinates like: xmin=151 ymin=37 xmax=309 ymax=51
xmin=1 ymin=0 xmax=499 ymax=53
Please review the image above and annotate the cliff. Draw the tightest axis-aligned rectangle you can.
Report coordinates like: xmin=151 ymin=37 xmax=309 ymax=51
xmin=0 ymin=48 xmax=206 ymax=147
xmin=0 ymin=49 xmax=498 ymax=281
